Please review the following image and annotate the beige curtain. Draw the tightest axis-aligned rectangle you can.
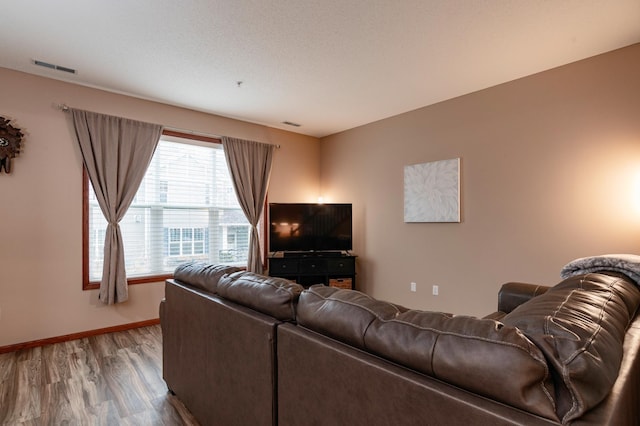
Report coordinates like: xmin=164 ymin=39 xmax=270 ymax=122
xmin=222 ymin=137 xmax=274 ymax=273
xmin=70 ymin=109 xmax=163 ymax=304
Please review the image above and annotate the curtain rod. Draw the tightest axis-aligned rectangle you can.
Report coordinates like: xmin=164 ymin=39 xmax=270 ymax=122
xmin=163 ymin=126 xmax=223 ymax=141
xmin=164 ymin=126 xmax=280 ymax=148
xmin=55 ymin=103 xmax=280 ymax=148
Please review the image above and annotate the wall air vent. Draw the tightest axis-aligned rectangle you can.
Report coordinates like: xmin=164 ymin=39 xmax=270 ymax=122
xmin=33 ymin=60 xmax=77 ymax=74
xmin=282 ymin=121 xmax=301 ymax=127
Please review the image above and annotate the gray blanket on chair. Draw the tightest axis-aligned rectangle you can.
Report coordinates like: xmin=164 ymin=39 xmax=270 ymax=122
xmin=561 ymin=254 xmax=640 ymax=285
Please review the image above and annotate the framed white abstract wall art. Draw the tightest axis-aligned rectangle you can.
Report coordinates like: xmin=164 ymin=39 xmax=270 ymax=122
xmin=404 ymin=158 xmax=460 ymax=223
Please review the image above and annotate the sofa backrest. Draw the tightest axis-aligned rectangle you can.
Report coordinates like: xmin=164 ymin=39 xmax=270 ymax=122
xmin=502 ymin=272 xmax=640 ymax=423
xmin=218 ymin=271 xmax=304 ymax=321
xmin=296 ymin=284 xmax=559 ymax=421
xmin=173 ymin=263 xmax=304 ymax=322
xmin=173 ymin=261 xmax=241 ymax=294
xmin=296 ymin=284 xmax=405 ymax=348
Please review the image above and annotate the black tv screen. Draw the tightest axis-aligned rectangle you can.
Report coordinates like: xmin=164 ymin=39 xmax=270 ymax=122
xmin=269 ymin=203 xmax=352 ymax=252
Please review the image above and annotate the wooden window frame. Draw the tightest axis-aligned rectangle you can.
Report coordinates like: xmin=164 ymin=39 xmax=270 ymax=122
xmin=82 ymin=130 xmax=270 ymax=290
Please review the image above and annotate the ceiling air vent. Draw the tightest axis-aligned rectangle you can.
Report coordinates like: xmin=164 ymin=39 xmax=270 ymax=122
xmin=33 ymin=59 xmax=77 ymax=74
xmin=282 ymin=121 xmax=301 ymax=127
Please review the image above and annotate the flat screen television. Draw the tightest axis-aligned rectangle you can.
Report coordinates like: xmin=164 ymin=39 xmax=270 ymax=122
xmin=268 ymin=203 xmax=352 ymax=253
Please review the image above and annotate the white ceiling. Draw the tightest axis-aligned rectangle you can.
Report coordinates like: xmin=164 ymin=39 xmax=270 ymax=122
xmin=2 ymin=1 xmax=640 ymax=138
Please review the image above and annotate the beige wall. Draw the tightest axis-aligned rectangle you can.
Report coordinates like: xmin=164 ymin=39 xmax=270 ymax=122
xmin=0 ymin=68 xmax=319 ymax=347
xmin=3 ymin=43 xmax=640 ymax=346
xmin=320 ymin=44 xmax=640 ymax=317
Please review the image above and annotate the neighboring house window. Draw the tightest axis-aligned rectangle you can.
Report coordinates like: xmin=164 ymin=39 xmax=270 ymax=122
xmin=165 ymin=227 xmax=208 ymax=257
xmin=84 ymin=131 xmax=252 ymax=289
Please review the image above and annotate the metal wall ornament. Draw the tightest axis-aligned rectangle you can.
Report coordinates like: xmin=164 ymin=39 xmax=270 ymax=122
xmin=0 ymin=116 xmax=24 ymax=174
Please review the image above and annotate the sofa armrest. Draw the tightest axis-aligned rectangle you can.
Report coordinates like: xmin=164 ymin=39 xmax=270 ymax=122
xmin=498 ymin=282 xmax=550 ymax=314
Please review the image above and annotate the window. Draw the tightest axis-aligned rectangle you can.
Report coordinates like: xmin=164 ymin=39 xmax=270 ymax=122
xmin=84 ymin=131 xmax=252 ymax=289
xmin=165 ymin=227 xmax=208 ymax=256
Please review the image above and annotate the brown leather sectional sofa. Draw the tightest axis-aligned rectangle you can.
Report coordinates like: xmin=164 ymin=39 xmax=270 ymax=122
xmin=159 ymin=262 xmax=640 ymax=425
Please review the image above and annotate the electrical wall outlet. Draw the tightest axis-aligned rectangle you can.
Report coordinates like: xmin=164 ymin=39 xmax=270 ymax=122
xmin=410 ymin=282 xmax=417 ymax=292
xmin=432 ymin=285 xmax=439 ymax=296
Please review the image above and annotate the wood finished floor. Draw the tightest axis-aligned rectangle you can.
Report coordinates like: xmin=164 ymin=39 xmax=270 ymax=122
xmin=0 ymin=325 xmax=199 ymax=425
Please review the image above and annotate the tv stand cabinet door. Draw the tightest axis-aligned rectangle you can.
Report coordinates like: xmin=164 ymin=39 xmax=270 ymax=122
xmin=299 ymin=258 xmax=328 ymax=274
xmin=268 ymin=258 xmax=298 ymax=281
xmin=327 ymin=258 xmax=355 ymax=275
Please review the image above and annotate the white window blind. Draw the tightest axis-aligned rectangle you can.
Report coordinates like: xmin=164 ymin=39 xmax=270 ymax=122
xmin=87 ymin=134 xmax=250 ymax=281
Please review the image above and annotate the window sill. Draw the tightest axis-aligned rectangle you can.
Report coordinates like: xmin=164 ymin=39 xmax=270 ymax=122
xmin=83 ymin=274 xmax=173 ymax=291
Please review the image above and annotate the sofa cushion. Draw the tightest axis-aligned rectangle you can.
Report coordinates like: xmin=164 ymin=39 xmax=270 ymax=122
xmin=217 ymin=271 xmax=304 ymax=321
xmin=296 ymin=285 xmax=404 ymax=349
xmin=365 ymin=310 xmax=558 ymax=421
xmin=502 ymin=272 xmax=640 ymax=423
xmin=173 ymin=262 xmax=242 ymax=294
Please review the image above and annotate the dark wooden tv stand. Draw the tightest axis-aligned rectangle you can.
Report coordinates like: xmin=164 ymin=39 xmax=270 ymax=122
xmin=267 ymin=252 xmax=356 ymax=289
